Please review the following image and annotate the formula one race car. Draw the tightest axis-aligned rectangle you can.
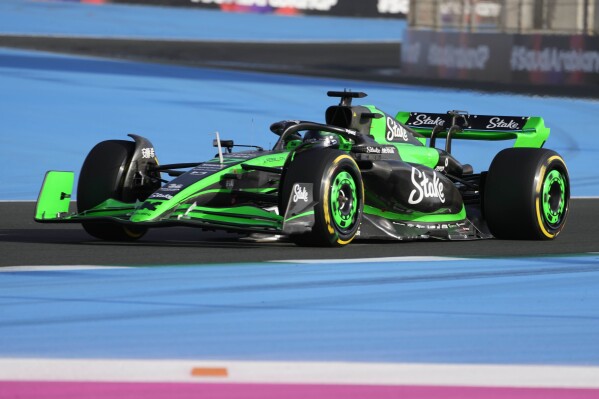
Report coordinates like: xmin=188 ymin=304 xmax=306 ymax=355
xmin=35 ymin=91 xmax=569 ymax=246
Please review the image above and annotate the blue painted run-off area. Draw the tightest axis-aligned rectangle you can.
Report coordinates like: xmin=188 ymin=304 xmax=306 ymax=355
xmin=2 ymin=255 xmax=599 ymax=365
xmin=0 ymin=0 xmax=597 ymax=198
xmin=1 ymin=48 xmax=598 ymax=199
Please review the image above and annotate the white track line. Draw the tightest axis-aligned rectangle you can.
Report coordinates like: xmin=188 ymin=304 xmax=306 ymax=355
xmin=1 ymin=358 xmax=598 ymax=388
xmin=273 ymin=256 xmax=469 ymax=264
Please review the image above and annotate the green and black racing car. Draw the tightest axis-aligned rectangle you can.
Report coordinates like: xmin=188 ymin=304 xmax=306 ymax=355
xmin=35 ymin=90 xmax=570 ymax=246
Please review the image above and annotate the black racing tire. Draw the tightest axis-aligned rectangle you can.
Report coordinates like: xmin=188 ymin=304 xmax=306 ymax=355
xmin=77 ymin=140 xmax=147 ymax=241
xmin=483 ymin=148 xmax=569 ymax=240
xmin=281 ymin=148 xmax=363 ymax=247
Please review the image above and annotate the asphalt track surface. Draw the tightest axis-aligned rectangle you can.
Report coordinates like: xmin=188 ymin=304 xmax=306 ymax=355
xmin=1 ymin=199 xmax=597 ymax=267
xmin=0 ymin=36 xmax=402 ymax=83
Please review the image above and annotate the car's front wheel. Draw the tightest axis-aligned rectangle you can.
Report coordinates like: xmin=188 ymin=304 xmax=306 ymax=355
xmin=77 ymin=140 xmax=148 ymax=241
xmin=281 ymin=148 xmax=364 ymax=246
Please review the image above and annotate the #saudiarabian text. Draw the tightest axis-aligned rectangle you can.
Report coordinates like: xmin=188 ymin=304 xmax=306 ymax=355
xmin=511 ymin=46 xmax=599 ymax=74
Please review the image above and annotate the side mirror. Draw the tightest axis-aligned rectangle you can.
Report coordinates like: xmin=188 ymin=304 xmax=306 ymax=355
xmin=213 ymin=139 xmax=234 ymax=153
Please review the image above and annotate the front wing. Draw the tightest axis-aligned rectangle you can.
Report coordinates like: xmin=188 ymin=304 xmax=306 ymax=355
xmin=34 ymin=171 xmax=314 ymax=235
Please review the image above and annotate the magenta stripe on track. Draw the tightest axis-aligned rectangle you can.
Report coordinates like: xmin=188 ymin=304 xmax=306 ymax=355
xmin=2 ymin=382 xmax=599 ymax=399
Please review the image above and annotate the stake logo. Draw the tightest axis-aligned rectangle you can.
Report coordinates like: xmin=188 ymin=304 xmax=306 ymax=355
xmin=292 ymin=184 xmax=309 ymax=202
xmin=386 ymin=117 xmax=409 ymax=142
xmin=408 ymin=167 xmax=445 ymax=204
xmin=486 ymin=117 xmax=520 ymax=130
xmin=410 ymin=113 xmax=446 ymax=127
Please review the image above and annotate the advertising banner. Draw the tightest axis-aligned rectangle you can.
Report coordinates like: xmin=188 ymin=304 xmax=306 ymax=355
xmin=510 ymin=35 xmax=599 ymax=86
xmin=402 ymin=29 xmax=599 ymax=88
xmin=108 ymin=0 xmax=408 ymax=18
xmin=401 ymin=30 xmax=511 ymax=83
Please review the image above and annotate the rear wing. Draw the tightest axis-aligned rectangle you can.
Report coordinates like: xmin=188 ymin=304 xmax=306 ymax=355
xmin=395 ymin=111 xmax=549 ymax=149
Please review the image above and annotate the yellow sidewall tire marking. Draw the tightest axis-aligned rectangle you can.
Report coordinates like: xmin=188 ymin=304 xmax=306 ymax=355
xmin=325 ymin=154 xmax=360 ymax=244
xmin=535 ymin=155 xmax=565 ymax=239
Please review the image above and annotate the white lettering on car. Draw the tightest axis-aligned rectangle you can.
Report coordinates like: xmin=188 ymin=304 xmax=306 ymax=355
xmin=408 ymin=167 xmax=445 ymax=204
xmin=149 ymin=193 xmax=173 ymax=200
xmin=486 ymin=117 xmax=520 ymax=129
xmin=412 ymin=114 xmax=445 ymax=126
xmin=141 ymin=148 xmax=155 ymax=159
xmin=292 ymin=184 xmax=309 ymax=202
xmin=386 ymin=117 xmax=409 ymax=141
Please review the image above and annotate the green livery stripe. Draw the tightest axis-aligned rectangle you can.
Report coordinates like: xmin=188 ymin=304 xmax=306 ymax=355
xmin=364 ymin=105 xmax=439 ymax=168
xmin=284 ymin=210 xmax=315 ymax=222
xmin=131 ymin=152 xmax=289 ymax=223
xmin=174 ymin=205 xmax=281 ymax=220
xmin=233 ymin=188 xmax=278 ymax=193
xmin=89 ymin=198 xmax=140 ymax=210
xmin=81 ymin=208 xmax=135 ymax=217
xmin=58 ymin=198 xmax=141 ymax=220
xmin=391 ymin=144 xmax=439 ymax=168
xmin=363 ymin=204 xmax=466 ymax=223
xmin=171 ymin=205 xmax=282 ymax=228
xmin=81 ymin=198 xmax=140 ymax=217
xmin=173 ymin=211 xmax=281 ymax=228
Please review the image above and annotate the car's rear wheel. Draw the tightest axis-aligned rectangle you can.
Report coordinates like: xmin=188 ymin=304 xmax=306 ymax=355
xmin=483 ymin=148 xmax=569 ymax=240
xmin=77 ymin=140 xmax=147 ymax=241
xmin=281 ymin=148 xmax=363 ymax=246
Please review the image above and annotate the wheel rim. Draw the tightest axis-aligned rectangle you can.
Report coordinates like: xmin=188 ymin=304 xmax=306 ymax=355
xmin=330 ymin=171 xmax=358 ymax=232
xmin=542 ymin=169 xmax=567 ymax=227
